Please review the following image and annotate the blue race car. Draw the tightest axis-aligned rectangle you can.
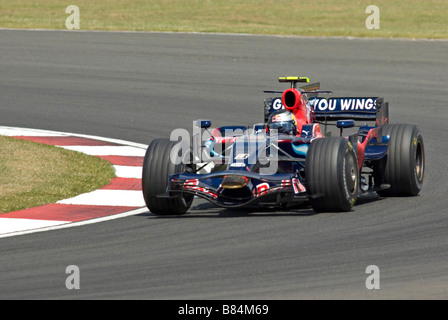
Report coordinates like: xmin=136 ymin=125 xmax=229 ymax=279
xmin=142 ymin=76 xmax=424 ymax=214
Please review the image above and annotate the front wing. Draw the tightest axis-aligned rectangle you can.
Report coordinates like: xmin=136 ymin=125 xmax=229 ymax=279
xmin=167 ymin=170 xmax=309 ymax=208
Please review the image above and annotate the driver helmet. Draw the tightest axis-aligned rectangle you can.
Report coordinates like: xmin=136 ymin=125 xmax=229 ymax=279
xmin=267 ymin=110 xmax=298 ymax=135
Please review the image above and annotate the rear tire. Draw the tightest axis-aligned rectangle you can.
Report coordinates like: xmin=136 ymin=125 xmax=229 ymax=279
xmin=374 ymin=124 xmax=424 ymax=196
xmin=142 ymin=138 xmax=194 ymax=215
xmin=305 ymin=137 xmax=358 ymax=212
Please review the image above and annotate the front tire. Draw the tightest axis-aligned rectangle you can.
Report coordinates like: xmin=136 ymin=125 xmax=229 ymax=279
xmin=374 ymin=124 xmax=424 ymax=196
xmin=142 ymin=138 xmax=194 ymax=215
xmin=305 ymin=137 xmax=358 ymax=212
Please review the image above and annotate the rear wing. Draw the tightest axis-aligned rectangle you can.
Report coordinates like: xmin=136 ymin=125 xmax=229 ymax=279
xmin=264 ymin=96 xmax=389 ymax=126
xmin=310 ymin=97 xmax=385 ymax=121
xmin=263 ymin=76 xmax=388 ymax=126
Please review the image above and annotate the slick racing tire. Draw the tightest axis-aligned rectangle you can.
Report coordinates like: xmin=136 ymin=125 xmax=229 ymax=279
xmin=142 ymin=138 xmax=194 ymax=215
xmin=305 ymin=137 xmax=358 ymax=212
xmin=374 ymin=124 xmax=424 ymax=196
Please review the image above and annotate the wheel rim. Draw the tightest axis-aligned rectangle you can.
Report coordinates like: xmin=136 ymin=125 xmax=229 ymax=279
xmin=345 ymin=154 xmax=358 ymax=194
xmin=415 ymin=139 xmax=424 ymax=182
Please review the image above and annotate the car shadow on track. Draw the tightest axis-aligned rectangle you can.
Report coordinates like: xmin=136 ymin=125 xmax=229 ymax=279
xmin=137 ymin=192 xmax=384 ymax=219
xmin=137 ymin=199 xmax=318 ymax=219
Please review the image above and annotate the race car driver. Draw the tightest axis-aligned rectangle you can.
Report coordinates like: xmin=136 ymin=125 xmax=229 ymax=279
xmin=267 ymin=110 xmax=299 ymax=136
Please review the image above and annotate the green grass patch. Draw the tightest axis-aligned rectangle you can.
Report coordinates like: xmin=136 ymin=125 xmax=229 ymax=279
xmin=0 ymin=136 xmax=116 ymax=214
xmin=0 ymin=0 xmax=447 ymax=39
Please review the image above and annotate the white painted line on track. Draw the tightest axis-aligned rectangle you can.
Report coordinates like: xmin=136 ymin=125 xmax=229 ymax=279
xmin=0 ymin=126 xmax=148 ymax=149
xmin=59 ymin=145 xmax=147 ymax=157
xmin=1 ymin=28 xmax=446 ymax=42
xmin=0 ymin=127 xmax=67 ymax=137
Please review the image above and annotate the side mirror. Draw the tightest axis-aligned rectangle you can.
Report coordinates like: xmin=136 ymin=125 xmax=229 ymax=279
xmin=195 ymin=119 xmax=212 ymax=129
xmin=252 ymin=123 xmax=265 ymax=134
xmin=336 ymin=120 xmax=355 ymax=136
xmin=337 ymin=120 xmax=355 ymax=129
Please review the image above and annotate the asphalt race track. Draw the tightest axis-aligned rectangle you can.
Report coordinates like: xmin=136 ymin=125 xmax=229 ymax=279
xmin=1 ymin=30 xmax=447 ymax=299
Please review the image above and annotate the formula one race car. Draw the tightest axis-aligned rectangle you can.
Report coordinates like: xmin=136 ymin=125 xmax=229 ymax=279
xmin=142 ymin=76 xmax=424 ymax=214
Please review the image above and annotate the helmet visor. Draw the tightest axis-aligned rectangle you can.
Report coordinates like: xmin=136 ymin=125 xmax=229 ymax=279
xmin=268 ymin=121 xmax=296 ymax=134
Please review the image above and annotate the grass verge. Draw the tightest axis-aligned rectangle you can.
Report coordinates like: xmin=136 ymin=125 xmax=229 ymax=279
xmin=0 ymin=0 xmax=447 ymax=39
xmin=0 ymin=136 xmax=116 ymax=214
